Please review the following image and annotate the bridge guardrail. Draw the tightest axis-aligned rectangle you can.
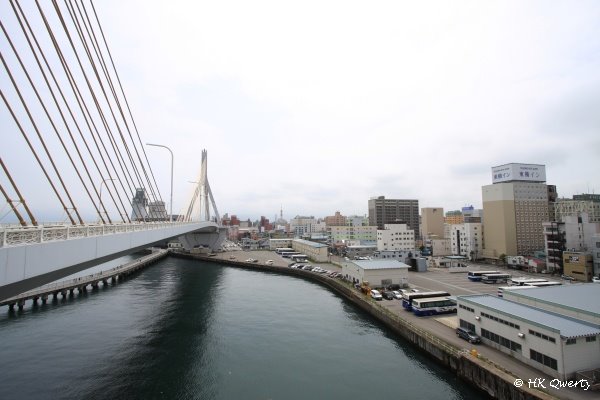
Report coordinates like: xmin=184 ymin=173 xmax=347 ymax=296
xmin=0 ymin=221 xmax=203 ymax=248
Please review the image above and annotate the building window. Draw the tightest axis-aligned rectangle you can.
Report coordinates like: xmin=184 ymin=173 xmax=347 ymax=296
xmin=460 ymin=319 xmax=476 ymax=333
xmin=481 ymin=328 xmax=521 ymax=353
xmin=566 ymin=338 xmax=576 ymax=345
xmin=586 ymin=336 xmax=597 ymax=343
xmin=530 ymin=349 xmax=558 ymax=370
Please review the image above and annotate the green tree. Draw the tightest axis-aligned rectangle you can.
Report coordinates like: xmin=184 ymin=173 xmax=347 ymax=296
xmin=499 ymin=253 xmax=507 ymax=266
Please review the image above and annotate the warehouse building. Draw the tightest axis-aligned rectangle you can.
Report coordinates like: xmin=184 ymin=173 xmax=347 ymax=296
xmin=341 ymin=259 xmax=409 ymax=287
xmin=457 ymin=295 xmax=600 ymax=380
xmin=292 ymin=239 xmax=329 ymax=262
xmin=502 ymin=283 xmax=600 ymax=325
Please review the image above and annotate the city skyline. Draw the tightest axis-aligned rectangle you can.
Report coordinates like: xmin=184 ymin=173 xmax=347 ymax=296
xmin=1 ymin=1 xmax=599 ymax=223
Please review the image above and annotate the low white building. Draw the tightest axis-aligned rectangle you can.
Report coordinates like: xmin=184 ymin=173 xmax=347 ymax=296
xmin=341 ymin=259 xmax=409 ymax=287
xmin=329 ymin=225 xmax=377 ymax=244
xmin=502 ymin=284 xmax=600 ymax=325
xmin=449 ymin=222 xmax=482 ymax=260
xmin=292 ymin=239 xmax=328 ymax=262
xmin=269 ymin=238 xmax=293 ymax=250
xmin=457 ymin=295 xmax=600 ymax=380
xmin=377 ymin=223 xmax=415 ymax=252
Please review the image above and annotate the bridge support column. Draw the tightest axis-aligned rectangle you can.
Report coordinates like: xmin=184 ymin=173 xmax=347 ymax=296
xmin=8 ymin=303 xmax=15 ymax=311
xmin=91 ymin=281 xmax=99 ymax=289
xmin=60 ymin=290 xmax=67 ymax=299
xmin=79 ymin=285 xmax=87 ymax=293
xmin=17 ymin=299 xmax=25 ymax=310
xmin=102 ymin=279 xmax=108 ymax=286
xmin=69 ymin=289 xmax=75 ymax=296
xmin=53 ymin=291 xmax=60 ymax=300
xmin=32 ymin=296 xmax=39 ymax=305
xmin=41 ymin=295 xmax=48 ymax=304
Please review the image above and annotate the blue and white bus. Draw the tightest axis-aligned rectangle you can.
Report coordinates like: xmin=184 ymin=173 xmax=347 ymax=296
xmin=467 ymin=271 xmax=499 ymax=282
xmin=412 ymin=297 xmax=457 ymax=316
xmin=275 ymin=248 xmax=294 ymax=255
xmin=402 ymin=291 xmax=451 ymax=310
xmin=481 ymin=273 xmax=512 ymax=284
xmin=281 ymin=252 xmax=301 ymax=258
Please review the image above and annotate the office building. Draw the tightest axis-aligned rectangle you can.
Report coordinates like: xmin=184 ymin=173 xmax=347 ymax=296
xmin=368 ymin=196 xmax=420 ymax=237
xmin=421 ymin=207 xmax=445 ymax=239
xmin=482 ymin=163 xmax=550 ymax=259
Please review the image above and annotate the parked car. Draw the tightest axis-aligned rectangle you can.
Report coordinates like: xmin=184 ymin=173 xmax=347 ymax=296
xmin=229 ymin=256 xmax=236 ymax=260
xmin=561 ymin=275 xmax=575 ymax=281
xmin=370 ymin=290 xmax=383 ymax=301
xmin=592 ymin=276 xmax=600 ymax=284
xmin=410 ymin=288 xmax=420 ymax=293
xmin=383 ymin=291 xmax=395 ymax=300
xmin=456 ymin=327 xmax=481 ymax=344
xmin=392 ymin=291 xmax=403 ymax=300
xmin=265 ymin=260 xmax=274 ymax=265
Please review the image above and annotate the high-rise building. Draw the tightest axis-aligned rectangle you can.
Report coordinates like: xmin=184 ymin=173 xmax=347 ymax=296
xmin=421 ymin=207 xmax=444 ymax=239
xmin=482 ymin=163 xmax=550 ymax=259
xmin=368 ymin=196 xmax=420 ymax=237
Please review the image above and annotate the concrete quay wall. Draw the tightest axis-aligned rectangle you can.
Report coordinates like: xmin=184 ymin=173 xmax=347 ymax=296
xmin=173 ymin=252 xmax=556 ymax=400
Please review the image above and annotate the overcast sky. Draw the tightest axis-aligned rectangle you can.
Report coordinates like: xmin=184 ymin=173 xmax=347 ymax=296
xmin=2 ymin=1 xmax=600 ymax=223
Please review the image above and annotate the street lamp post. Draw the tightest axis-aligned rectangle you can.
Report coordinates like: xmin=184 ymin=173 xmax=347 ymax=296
xmin=98 ymin=178 xmax=115 ymax=221
xmin=146 ymin=143 xmax=173 ymax=222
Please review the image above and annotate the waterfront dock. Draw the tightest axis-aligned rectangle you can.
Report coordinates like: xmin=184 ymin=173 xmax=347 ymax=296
xmin=0 ymin=248 xmax=169 ymax=310
xmin=173 ymin=251 xmax=565 ymax=400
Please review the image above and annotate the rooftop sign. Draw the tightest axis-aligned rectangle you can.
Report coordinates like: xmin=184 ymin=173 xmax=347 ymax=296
xmin=492 ymin=163 xmax=546 ymax=183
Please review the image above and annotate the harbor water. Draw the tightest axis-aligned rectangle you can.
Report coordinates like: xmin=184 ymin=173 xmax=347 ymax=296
xmin=0 ymin=257 xmax=484 ymax=399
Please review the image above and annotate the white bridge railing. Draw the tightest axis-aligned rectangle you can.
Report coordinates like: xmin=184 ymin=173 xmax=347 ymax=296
xmin=0 ymin=221 xmax=206 ymax=248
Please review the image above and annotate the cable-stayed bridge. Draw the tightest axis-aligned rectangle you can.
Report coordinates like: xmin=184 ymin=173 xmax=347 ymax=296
xmin=0 ymin=1 xmax=225 ymax=301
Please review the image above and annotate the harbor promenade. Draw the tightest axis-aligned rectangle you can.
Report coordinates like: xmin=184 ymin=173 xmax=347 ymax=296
xmin=0 ymin=248 xmax=168 ymax=310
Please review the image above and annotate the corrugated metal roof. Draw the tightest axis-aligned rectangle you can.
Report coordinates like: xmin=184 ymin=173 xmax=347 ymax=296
xmin=353 ymin=260 xmax=410 ymax=270
xmin=459 ymin=295 xmax=600 ymax=339
xmin=503 ymin=283 xmax=600 ymax=317
xmin=292 ymin=239 xmax=328 ymax=248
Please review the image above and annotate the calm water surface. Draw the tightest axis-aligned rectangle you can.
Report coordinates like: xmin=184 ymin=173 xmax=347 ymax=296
xmin=0 ymin=257 xmax=485 ymax=399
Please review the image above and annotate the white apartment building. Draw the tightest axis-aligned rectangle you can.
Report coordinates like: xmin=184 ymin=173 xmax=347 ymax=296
xmin=449 ymin=222 xmax=482 ymax=260
xmin=346 ymin=215 xmax=369 ymax=227
xmin=289 ymin=216 xmax=317 ymax=237
xmin=543 ymin=213 xmax=600 ymax=273
xmin=377 ymin=223 xmax=415 ymax=252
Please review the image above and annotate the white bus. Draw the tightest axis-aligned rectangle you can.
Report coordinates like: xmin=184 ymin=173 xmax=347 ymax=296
xmin=412 ymin=297 xmax=457 ymax=317
xmin=524 ymin=281 xmax=562 ymax=288
xmin=481 ymin=273 xmax=512 ymax=284
xmin=497 ymin=286 xmax=534 ymax=297
xmin=281 ymin=251 xmax=300 ymax=258
xmin=467 ymin=271 xmax=499 ymax=282
xmin=290 ymin=254 xmax=308 ymax=263
xmin=402 ymin=291 xmax=451 ymax=310
xmin=275 ymin=248 xmax=294 ymax=255
xmin=509 ymin=277 xmax=548 ymax=286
